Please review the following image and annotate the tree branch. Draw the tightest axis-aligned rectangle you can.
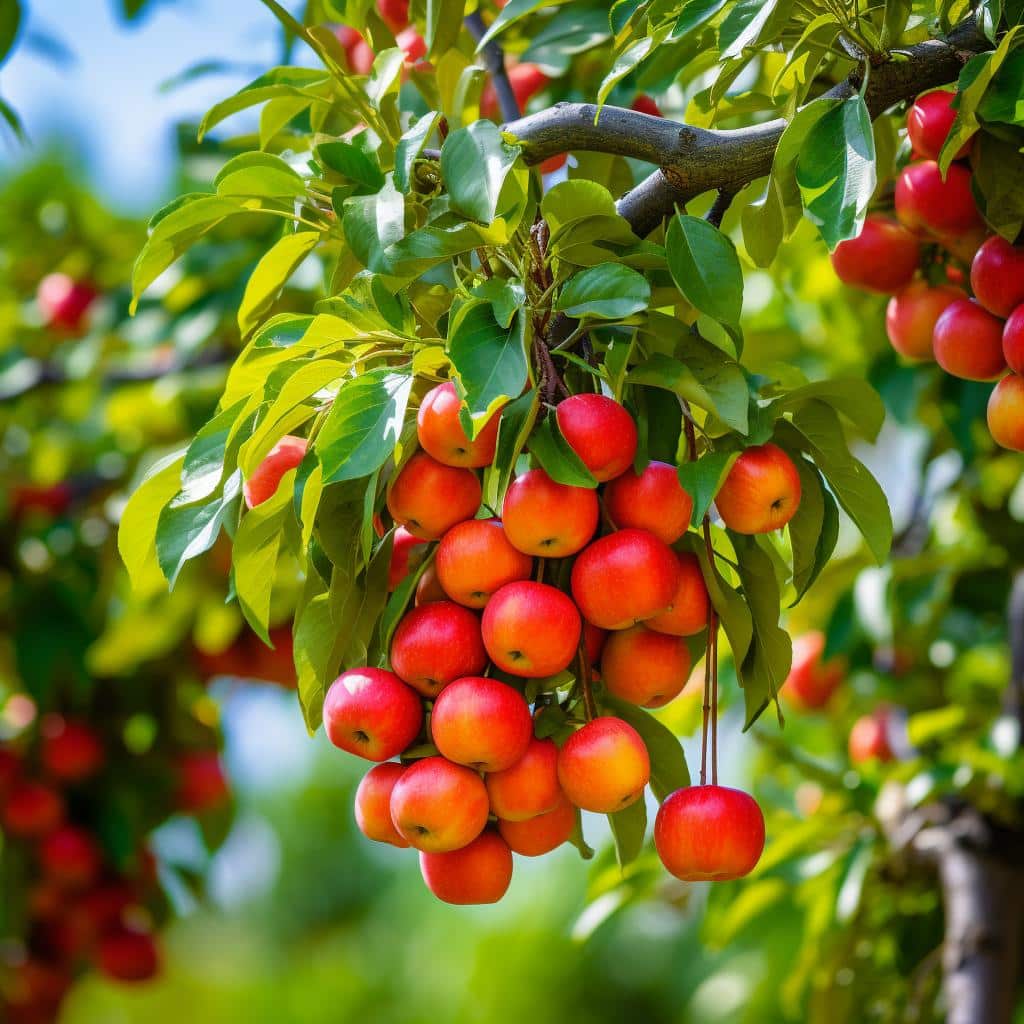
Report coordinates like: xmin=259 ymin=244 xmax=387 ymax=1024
xmin=465 ymin=11 xmax=521 ymax=122
xmin=503 ymin=18 xmax=987 ymax=235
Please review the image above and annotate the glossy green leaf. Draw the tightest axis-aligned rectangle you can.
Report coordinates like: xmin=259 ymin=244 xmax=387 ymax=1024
xmin=394 ymin=112 xmax=441 ymax=192
xmin=316 ymin=141 xmax=385 ymax=192
xmin=238 ymin=231 xmax=320 ymax=337
xmin=677 ymin=449 xmax=739 ymax=525
xmin=607 ymin=795 xmax=647 ymax=870
xmin=441 ymin=121 xmax=521 ymax=224
xmin=554 ymin=263 xmax=650 ymax=320
xmin=604 ymin=698 xmax=690 ymax=802
xmin=528 ymin=412 xmax=598 ymax=488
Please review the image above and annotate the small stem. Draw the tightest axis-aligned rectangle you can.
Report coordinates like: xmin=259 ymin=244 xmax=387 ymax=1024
xmin=705 ymin=188 xmax=736 ymax=229
xmin=710 ymin=611 xmax=719 ymax=787
xmin=699 ymin=629 xmax=712 ymax=787
xmin=577 ymin=641 xmax=597 ymax=723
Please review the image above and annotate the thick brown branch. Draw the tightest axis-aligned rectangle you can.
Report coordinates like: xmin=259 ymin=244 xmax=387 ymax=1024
xmin=465 ymin=11 xmax=521 ymax=122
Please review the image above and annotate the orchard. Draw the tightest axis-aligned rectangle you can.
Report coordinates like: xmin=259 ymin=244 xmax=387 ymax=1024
xmin=3 ymin=0 xmax=1024 ymax=1022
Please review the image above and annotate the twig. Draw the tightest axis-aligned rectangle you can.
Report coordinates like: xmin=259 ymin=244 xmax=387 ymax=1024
xmin=577 ymin=640 xmax=597 ymax=723
xmin=465 ymin=11 xmax=521 ymax=123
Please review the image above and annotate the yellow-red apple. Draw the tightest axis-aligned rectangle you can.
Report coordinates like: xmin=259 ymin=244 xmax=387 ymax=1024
xmin=386 ymin=452 xmax=481 ymax=540
xmin=485 ymin=737 xmax=561 ymax=821
xmin=322 ymin=667 xmax=423 ymax=762
xmin=419 ymin=830 xmax=513 ymax=904
xmin=714 ymin=443 xmax=801 ymax=535
xmin=555 ymin=394 xmax=638 ymax=482
xmin=501 ymin=468 xmax=598 ymax=556
xmin=600 ymin=625 xmax=691 ymax=708
xmin=354 ymin=762 xmax=409 ymax=847
xmin=557 ymin=717 xmax=650 ymax=813
xmin=417 ymin=381 xmax=502 ymax=468
xmin=390 ymin=601 xmax=486 ymax=698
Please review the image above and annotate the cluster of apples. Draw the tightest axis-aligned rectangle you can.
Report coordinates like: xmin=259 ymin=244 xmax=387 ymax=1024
xmin=0 ymin=719 xmax=230 ymax=1021
xmin=334 ymin=0 xmax=427 ymax=76
xmin=245 ymin=384 xmax=812 ymax=902
xmin=830 ymin=88 xmax=1024 ymax=452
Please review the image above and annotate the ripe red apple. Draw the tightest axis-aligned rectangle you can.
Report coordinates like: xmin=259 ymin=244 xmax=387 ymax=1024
xmin=0 ymin=747 xmax=20 ymax=797
xmin=829 ymin=215 xmax=920 ymax=293
xmin=907 ymin=89 xmax=970 ymax=161
xmin=849 ymin=710 xmax=894 ymax=764
xmin=555 ymin=394 xmax=638 ymax=482
xmin=783 ymin=632 xmax=844 ymax=711
xmin=249 ymin=625 xmax=296 ymax=688
xmin=604 ymin=460 xmax=694 ymax=544
xmin=417 ymin=381 xmax=502 ymax=468
xmin=419 ymin=830 xmax=513 ymax=905
xmin=354 ymin=762 xmax=409 ymax=847
xmin=971 ymin=236 xmax=1024 ymax=318
xmin=377 ymin=0 xmax=409 ymax=32
xmin=415 ymin=564 xmax=448 ymax=605
xmin=4 ymin=959 xmax=71 ymax=1018
xmin=501 ymin=468 xmax=598 ymax=557
xmin=435 ymin=518 xmax=533 ymax=607
xmin=539 ymin=153 xmax=568 ymax=174
xmin=885 ymin=281 xmax=964 ymax=361
xmin=600 ymin=625 xmax=691 ymax=708
xmin=37 ymin=273 xmax=98 ymax=333
xmin=895 ymin=161 xmax=982 ymax=238
xmin=1003 ymin=306 xmax=1024 ymax=376
xmin=631 ymin=94 xmax=662 ymax=117
xmin=932 ymin=298 xmax=1007 ymax=381
xmin=485 ymin=737 xmax=561 ymax=821
xmin=431 ymin=676 xmax=533 ymax=771
xmin=388 ymin=526 xmax=428 ymax=591
xmin=2 ymin=780 xmax=65 ymax=838
xmin=40 ymin=716 xmax=105 ymax=783
xmin=583 ymin=621 xmax=608 ymax=664
xmin=481 ymin=62 xmax=549 ymax=119
xmin=390 ymin=601 xmax=486 ymax=698
xmin=570 ymin=528 xmax=680 ymax=630
xmin=322 ymin=667 xmax=423 ymax=761
xmin=10 ymin=481 xmax=74 ymax=519
xmin=389 ymin=755 xmax=489 ymax=852
xmin=97 ymin=927 xmax=161 ymax=982
xmin=176 ymin=751 xmax=230 ymax=814
xmin=654 ymin=785 xmax=765 ymax=881
xmin=39 ymin=826 xmax=103 ymax=889
xmin=987 ymin=374 xmax=1024 ymax=451
xmin=243 ymin=435 xmax=307 ymax=509
xmin=498 ymin=795 xmax=576 ymax=856
xmin=715 ymin=443 xmax=802 ymax=535
xmin=645 ymin=552 xmax=710 ymax=637
xmin=557 ymin=717 xmax=650 ymax=813
xmin=349 ymin=37 xmax=375 ymax=74
xmin=481 ymin=580 xmax=582 ymax=677
xmin=386 ymin=451 xmax=481 ymax=540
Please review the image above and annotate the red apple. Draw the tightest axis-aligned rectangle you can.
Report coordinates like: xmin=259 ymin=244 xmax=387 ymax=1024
xmin=354 ymin=762 xmax=409 ymax=847
xmin=435 ymin=518 xmax=533 ymax=607
xmin=783 ymin=632 xmax=844 ymax=711
xmin=386 ymin=452 xmax=481 ymax=540
xmin=571 ymin=528 xmax=681 ymax=630
xmin=177 ymin=751 xmax=230 ymax=814
xmin=415 ymin=564 xmax=448 ymax=605
xmin=498 ymin=796 xmax=576 ymax=856
xmin=377 ymin=0 xmax=409 ymax=32
xmin=933 ymin=298 xmax=1007 ymax=381
xmin=39 ymin=826 xmax=103 ymax=889
xmin=583 ymin=621 xmax=608 ymax=664
xmin=0 ymin=747 xmax=20 ymax=797
xmin=481 ymin=580 xmax=582 ymax=677
xmin=481 ymin=62 xmax=549 ymax=119
xmin=243 ymin=435 xmax=307 ymax=509
xmin=714 ymin=443 xmax=802 ymax=535
xmin=388 ymin=526 xmax=428 ymax=591
xmin=1004 ymin=306 xmax=1024 ymax=376
xmin=37 ymin=273 xmax=98 ymax=334
xmin=600 ymin=625 xmax=691 ymax=708
xmin=885 ymin=281 xmax=964 ymax=361
xmin=322 ymin=668 xmax=423 ymax=761
xmin=539 ymin=153 xmax=568 ymax=174
xmin=555 ymin=394 xmax=638 ymax=482
xmin=604 ymin=460 xmax=694 ymax=544
xmin=40 ymin=716 xmax=105 ymax=783
xmin=645 ymin=551 xmax=710 ymax=637
xmin=431 ymin=676 xmax=533 ymax=772
xmin=987 ymin=374 xmax=1024 ymax=452
xmin=501 ymin=468 xmax=598 ymax=557
xmin=419 ymin=830 xmax=513 ymax=904
xmin=849 ymin=710 xmax=894 ymax=764
xmin=895 ymin=161 xmax=982 ymax=238
xmin=97 ymin=927 xmax=161 ymax=982
xmin=396 ymin=27 xmax=425 ymax=65
xmin=485 ymin=737 xmax=561 ymax=821
xmin=829 ymin=215 xmax=920 ymax=293
xmin=389 ymin=755 xmax=490 ymax=852
xmin=390 ymin=601 xmax=486 ymax=698
xmin=631 ymin=94 xmax=662 ymax=117
xmin=907 ymin=89 xmax=970 ymax=161
xmin=557 ymin=717 xmax=650 ymax=813
xmin=654 ymin=785 xmax=765 ymax=881
xmin=417 ymin=381 xmax=502 ymax=468
xmin=2 ymin=781 xmax=65 ymax=839
xmin=971 ymin=236 xmax=1024 ymax=318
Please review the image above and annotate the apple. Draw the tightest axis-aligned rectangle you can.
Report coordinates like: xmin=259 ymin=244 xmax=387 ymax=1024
xmin=971 ymin=236 xmax=1024 ymax=318
xmin=2 ymin=780 xmax=65 ymax=838
xmin=783 ymin=632 xmax=844 ymax=711
xmin=498 ymin=796 xmax=576 ymax=856
xmin=419 ymin=830 xmax=513 ymax=905
xmin=987 ymin=374 xmax=1024 ymax=452
xmin=485 ymin=737 xmax=561 ymax=821
xmin=10 ymin=482 xmax=74 ymax=519
xmin=243 ymin=435 xmax=307 ymax=509
xmin=932 ymin=298 xmax=1007 ymax=381
xmin=39 ymin=826 xmax=103 ymax=889
xmin=386 ymin=451 xmax=482 ymax=540
xmin=645 ymin=551 xmax=710 ymax=637
xmin=97 ymin=927 xmax=161 ymax=982
xmin=895 ymin=161 xmax=982 ymax=238
xmin=829 ymin=215 xmax=920 ymax=293
xmin=40 ymin=716 xmax=105 ymax=783
xmin=583 ymin=621 xmax=607 ymax=664
xmin=555 ymin=394 xmax=638 ymax=482
xmin=0 ymin=747 xmax=20 ymax=797
xmin=849 ymin=710 xmax=894 ymax=764
xmin=570 ymin=528 xmax=680 ymax=630
xmin=654 ymin=785 xmax=765 ymax=881
xmin=322 ymin=667 xmax=423 ymax=761
xmin=481 ymin=580 xmax=582 ymax=677
xmin=176 ymin=751 xmax=230 ymax=813
xmin=435 ymin=518 xmax=533 ymax=607
xmin=390 ymin=601 xmax=486 ymax=698
xmin=389 ymin=755 xmax=490 ymax=852
xmin=907 ymin=89 xmax=971 ymax=161
xmin=3 ymin=959 xmax=71 ymax=1018
xmin=377 ymin=0 xmax=409 ymax=32
xmin=37 ymin=273 xmax=98 ymax=334
xmin=557 ymin=717 xmax=650 ymax=813
xmin=604 ymin=460 xmax=694 ymax=544
xmin=885 ymin=281 xmax=964 ymax=361
xmin=600 ymin=625 xmax=691 ymax=708
xmin=388 ymin=526 xmax=428 ymax=591
xmin=631 ymin=94 xmax=663 ymax=117
xmin=714 ymin=443 xmax=802 ymax=535
xmin=354 ymin=763 xmax=409 ymax=847
xmin=502 ymin=468 xmax=598 ymax=557
xmin=415 ymin=564 xmax=448 ymax=605
xmin=480 ymin=62 xmax=549 ymax=119
xmin=539 ymin=153 xmax=568 ymax=174
xmin=1005 ymin=307 xmax=1024 ymax=376
xmin=417 ymin=381 xmax=502 ymax=468
xmin=431 ymin=676 xmax=533 ymax=771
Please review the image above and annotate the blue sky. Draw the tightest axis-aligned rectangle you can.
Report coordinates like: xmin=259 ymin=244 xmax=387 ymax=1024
xmin=0 ymin=0 xmax=310 ymax=212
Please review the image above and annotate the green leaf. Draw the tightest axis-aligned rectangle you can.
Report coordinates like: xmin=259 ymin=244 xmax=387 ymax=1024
xmin=767 ymin=378 xmax=885 ymax=442
xmin=796 ymin=94 xmax=876 ymax=250
xmin=972 ymin=133 xmax=1024 ymax=242
xmin=665 ymin=215 xmax=743 ymax=344
xmin=607 ymin=796 xmax=647 ymax=870
xmin=604 ymin=698 xmax=690 ymax=802
xmin=477 ymin=0 xmax=548 ymax=48
xmin=394 ymin=112 xmax=441 ymax=192
xmin=554 ymin=263 xmax=650 ymax=320
xmin=788 ymin=459 xmax=832 ymax=602
xmin=215 ymin=151 xmax=306 ymax=199
xmin=426 ymin=0 xmax=464 ymax=57
xmin=315 ymin=368 xmax=413 ymax=484
xmin=180 ymin=399 xmax=249 ymax=501
xmin=238 ymin=231 xmax=320 ymax=337
xmin=484 ymin=388 xmax=540 ymax=509
xmin=677 ymin=449 xmax=739 ymax=525
xmin=0 ymin=0 xmax=21 ymax=64
xmin=528 ymin=412 xmax=598 ymax=488
xmin=674 ymin=0 xmax=727 ymax=40
xmin=441 ymin=120 xmax=521 ymax=224
xmin=315 ymin=141 xmax=385 ymax=192
xmin=448 ymin=301 xmax=529 ymax=425
xmin=719 ymin=0 xmax=791 ymax=59
xmin=692 ymin=537 xmax=753 ymax=669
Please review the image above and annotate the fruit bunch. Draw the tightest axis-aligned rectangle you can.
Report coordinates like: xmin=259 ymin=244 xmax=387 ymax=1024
xmin=830 ymin=88 xmax=1024 ymax=452
xmin=241 ymin=384 xmax=795 ymax=904
xmin=0 ymin=711 xmax=230 ymax=1021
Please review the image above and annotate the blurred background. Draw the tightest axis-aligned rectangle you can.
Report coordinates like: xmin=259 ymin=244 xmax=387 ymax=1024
xmin=2 ymin=2 xmax=1023 ymax=1022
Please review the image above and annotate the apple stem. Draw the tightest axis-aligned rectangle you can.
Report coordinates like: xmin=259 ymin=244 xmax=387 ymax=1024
xmin=710 ymin=610 xmax=719 ymax=787
xmin=576 ymin=642 xmax=597 ymax=723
